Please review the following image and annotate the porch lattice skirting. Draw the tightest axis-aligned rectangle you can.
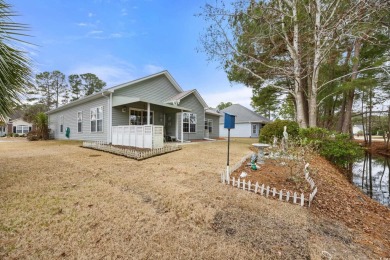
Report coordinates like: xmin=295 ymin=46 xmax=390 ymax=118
xmin=220 ymin=154 xmax=318 ymax=207
xmin=112 ymin=125 xmax=164 ymax=149
xmin=83 ymin=141 xmax=181 ymax=160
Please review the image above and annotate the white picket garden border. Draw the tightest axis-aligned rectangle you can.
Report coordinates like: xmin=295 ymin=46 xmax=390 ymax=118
xmin=221 ymin=154 xmax=318 ymax=207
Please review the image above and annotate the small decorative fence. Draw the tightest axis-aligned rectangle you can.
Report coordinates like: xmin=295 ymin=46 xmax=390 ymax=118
xmin=220 ymin=154 xmax=318 ymax=207
xmin=83 ymin=141 xmax=181 ymax=160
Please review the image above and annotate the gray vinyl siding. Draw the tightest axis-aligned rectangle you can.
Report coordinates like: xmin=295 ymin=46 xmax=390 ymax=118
xmin=113 ymin=75 xmax=180 ymax=103
xmin=205 ymin=114 xmax=220 ymax=139
xmin=176 ymin=93 xmax=205 ymax=141
xmin=48 ymin=96 xmax=109 ymax=141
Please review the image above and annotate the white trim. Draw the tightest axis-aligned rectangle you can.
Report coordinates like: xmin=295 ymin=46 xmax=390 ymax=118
xmin=129 ymin=108 xmax=154 ymax=125
xmin=166 ymin=89 xmax=209 ymax=109
xmin=182 ymin=112 xmax=197 ymax=133
xmin=77 ymin=111 xmax=83 ymax=133
xmin=90 ymin=106 xmax=104 ymax=133
xmin=181 ymin=110 xmax=183 ymax=143
xmin=147 ymin=103 xmax=151 ymax=125
xmin=109 ymin=93 xmax=112 ymax=143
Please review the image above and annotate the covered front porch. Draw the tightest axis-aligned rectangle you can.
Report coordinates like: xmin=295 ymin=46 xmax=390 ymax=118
xmin=110 ymin=96 xmax=190 ymax=148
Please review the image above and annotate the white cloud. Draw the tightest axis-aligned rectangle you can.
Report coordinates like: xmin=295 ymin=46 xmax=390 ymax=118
xmin=121 ymin=8 xmax=128 ymax=16
xmin=88 ymin=12 xmax=95 ymax=17
xmin=110 ymin=33 xmax=122 ymax=38
xmin=29 ymin=51 xmax=38 ymax=57
xmin=202 ymin=86 xmax=253 ymax=109
xmin=143 ymin=64 xmax=164 ymax=74
xmin=68 ymin=59 xmax=136 ymax=87
xmin=88 ymin=30 xmax=103 ymax=35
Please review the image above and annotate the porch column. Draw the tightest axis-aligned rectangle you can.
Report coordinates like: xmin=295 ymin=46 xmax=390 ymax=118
xmin=181 ymin=110 xmax=183 ymax=144
xmin=147 ymin=103 xmax=151 ymax=125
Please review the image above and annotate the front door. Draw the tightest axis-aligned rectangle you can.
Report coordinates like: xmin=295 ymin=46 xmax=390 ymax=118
xmin=251 ymin=123 xmax=259 ymax=138
xmin=204 ymin=120 xmax=209 ymax=139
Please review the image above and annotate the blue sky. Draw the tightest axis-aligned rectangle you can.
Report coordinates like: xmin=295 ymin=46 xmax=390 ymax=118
xmin=9 ymin=0 xmax=253 ymax=108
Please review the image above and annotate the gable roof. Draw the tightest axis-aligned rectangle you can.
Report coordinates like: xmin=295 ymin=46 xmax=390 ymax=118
xmin=109 ymin=70 xmax=183 ymax=93
xmin=219 ymin=104 xmax=270 ymax=124
xmin=165 ymin=89 xmax=209 ymax=108
xmin=47 ymin=70 xmax=183 ymax=114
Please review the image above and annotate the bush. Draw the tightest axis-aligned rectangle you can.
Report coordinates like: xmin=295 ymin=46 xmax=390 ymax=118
xmin=13 ymin=133 xmax=19 ymax=137
xmin=319 ymin=133 xmax=363 ymax=167
xmin=259 ymin=120 xmax=299 ymax=143
xmin=299 ymin=127 xmax=363 ymax=167
xmin=298 ymin=127 xmax=330 ymax=149
xmin=7 ymin=133 xmax=12 ymax=137
xmin=27 ymin=130 xmax=39 ymax=141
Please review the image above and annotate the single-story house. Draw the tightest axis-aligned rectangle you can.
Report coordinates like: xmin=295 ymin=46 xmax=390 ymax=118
xmin=352 ymin=124 xmax=364 ymax=135
xmin=47 ymin=71 xmax=221 ymax=148
xmin=0 ymin=123 xmax=6 ymax=136
xmin=2 ymin=110 xmax=33 ymax=136
xmin=219 ymin=104 xmax=270 ymax=138
xmin=8 ymin=118 xmax=33 ymax=136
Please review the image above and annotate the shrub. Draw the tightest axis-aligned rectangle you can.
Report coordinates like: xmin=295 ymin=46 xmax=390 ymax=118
xmin=34 ymin=112 xmax=49 ymax=140
xmin=299 ymin=127 xmax=330 ymax=141
xmin=7 ymin=133 xmax=12 ymax=137
xmin=13 ymin=133 xmax=19 ymax=137
xmin=298 ymin=127 xmax=330 ymax=149
xmin=259 ymin=120 xmax=299 ymax=143
xmin=319 ymin=133 xmax=363 ymax=167
xmin=27 ymin=130 xmax=39 ymax=141
xmin=298 ymin=127 xmax=363 ymax=168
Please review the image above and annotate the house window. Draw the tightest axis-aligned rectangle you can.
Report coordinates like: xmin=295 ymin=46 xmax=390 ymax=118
xmin=16 ymin=125 xmax=29 ymax=134
xmin=91 ymin=106 xmax=103 ymax=132
xmin=60 ymin=115 xmax=64 ymax=133
xmin=183 ymin=113 xmax=196 ymax=133
xmin=252 ymin=124 xmax=257 ymax=134
xmin=77 ymin=111 xmax=82 ymax=133
xmin=129 ymin=109 xmax=153 ymax=125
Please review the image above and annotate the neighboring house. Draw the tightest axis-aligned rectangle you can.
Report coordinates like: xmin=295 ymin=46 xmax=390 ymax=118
xmin=7 ymin=117 xmax=33 ymax=136
xmin=0 ymin=123 xmax=6 ymax=136
xmin=47 ymin=71 xmax=221 ymax=146
xmin=353 ymin=124 xmax=364 ymax=135
xmin=219 ymin=104 xmax=271 ymax=138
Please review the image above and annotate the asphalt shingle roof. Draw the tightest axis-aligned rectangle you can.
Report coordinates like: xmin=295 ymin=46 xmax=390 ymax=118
xmin=219 ymin=104 xmax=270 ymax=124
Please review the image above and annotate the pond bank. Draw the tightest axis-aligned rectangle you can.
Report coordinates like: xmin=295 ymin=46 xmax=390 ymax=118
xmin=355 ymin=139 xmax=390 ymax=157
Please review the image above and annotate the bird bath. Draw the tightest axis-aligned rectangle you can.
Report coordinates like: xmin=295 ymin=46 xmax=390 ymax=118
xmin=252 ymin=143 xmax=270 ymax=164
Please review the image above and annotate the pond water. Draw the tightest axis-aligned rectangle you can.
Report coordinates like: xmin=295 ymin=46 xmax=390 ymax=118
xmin=352 ymin=152 xmax=390 ymax=207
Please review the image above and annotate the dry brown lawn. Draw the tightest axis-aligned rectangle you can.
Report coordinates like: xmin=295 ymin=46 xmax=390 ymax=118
xmin=0 ymin=138 xmax=379 ymax=259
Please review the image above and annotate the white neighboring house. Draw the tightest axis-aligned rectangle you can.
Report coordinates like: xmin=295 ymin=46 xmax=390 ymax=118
xmin=0 ymin=123 xmax=6 ymax=136
xmin=7 ymin=117 xmax=33 ymax=136
xmin=219 ymin=104 xmax=271 ymax=138
xmin=353 ymin=124 xmax=364 ymax=135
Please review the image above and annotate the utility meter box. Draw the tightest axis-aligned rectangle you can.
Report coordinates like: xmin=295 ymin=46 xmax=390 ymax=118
xmin=224 ymin=113 xmax=236 ymax=129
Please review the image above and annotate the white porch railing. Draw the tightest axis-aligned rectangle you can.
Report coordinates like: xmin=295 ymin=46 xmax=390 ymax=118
xmin=112 ymin=125 xmax=164 ymax=149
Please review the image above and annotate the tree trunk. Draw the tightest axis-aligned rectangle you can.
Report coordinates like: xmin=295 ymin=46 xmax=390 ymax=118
xmin=308 ymin=0 xmax=322 ymax=127
xmin=342 ymin=39 xmax=362 ymax=133
xmin=368 ymin=89 xmax=373 ymax=147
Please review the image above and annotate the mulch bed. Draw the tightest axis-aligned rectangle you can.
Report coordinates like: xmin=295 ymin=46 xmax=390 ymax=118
xmin=230 ymin=157 xmax=311 ymax=197
xmin=112 ymin=145 xmax=151 ymax=151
